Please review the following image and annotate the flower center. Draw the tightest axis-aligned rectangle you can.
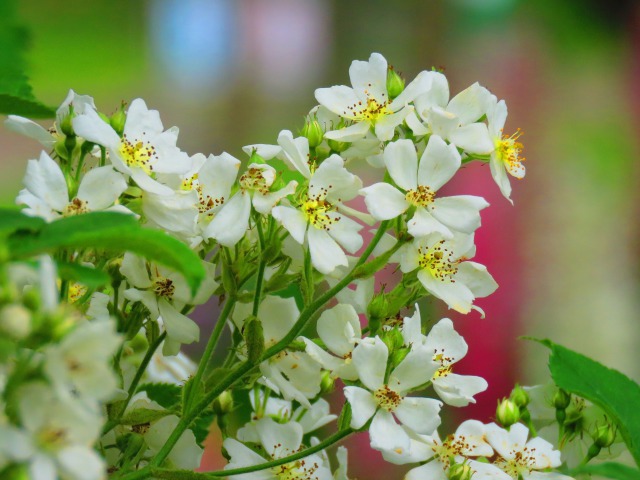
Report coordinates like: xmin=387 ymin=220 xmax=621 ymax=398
xmin=62 ymin=197 xmax=89 ymax=216
xmin=240 ymin=168 xmax=271 ymax=194
xmin=348 ymin=96 xmax=391 ymax=123
xmin=495 ymin=446 xmax=537 ymax=477
xmin=417 ymin=240 xmax=458 ymax=282
xmin=302 ymin=194 xmax=339 ymax=231
xmin=181 ymin=173 xmax=224 ymax=215
xmin=272 ymin=459 xmax=320 ymax=480
xmin=69 ymin=282 xmax=88 ymax=303
xmin=37 ymin=427 xmax=68 ymax=451
xmin=495 ymin=129 xmax=525 ymax=179
xmin=374 ymin=385 xmax=402 ymax=412
xmin=119 ymin=134 xmax=157 ymax=173
xmin=153 ymin=277 xmax=175 ymax=299
xmin=432 ymin=349 xmax=455 ymax=378
xmin=405 ymin=185 xmax=436 ymax=207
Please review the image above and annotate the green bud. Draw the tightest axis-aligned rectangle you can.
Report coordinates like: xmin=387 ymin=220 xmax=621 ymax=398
xmin=65 ymin=172 xmax=79 ymax=199
xmin=592 ymin=423 xmax=616 ymax=449
xmin=390 ymin=347 xmax=410 ymax=368
xmin=220 ymin=258 xmax=237 ymax=295
xmin=213 ymin=390 xmax=234 ymax=415
xmin=553 ymin=388 xmax=571 ymax=409
xmin=249 ymin=149 xmax=267 ymax=165
xmin=301 ymin=117 xmax=324 ymax=148
xmin=380 ymin=328 xmax=404 ymax=355
xmin=327 ymin=137 xmax=350 ymax=153
xmin=496 ymin=398 xmax=520 ymax=428
xmin=320 ymin=370 xmax=335 ymax=395
xmin=367 ymin=292 xmax=391 ymax=321
xmin=244 ymin=315 xmax=264 ymax=364
xmin=386 ymin=67 xmax=405 ymax=100
xmin=110 ymin=102 xmax=127 ymax=136
xmin=510 ymin=385 xmax=530 ymax=408
xmin=338 ymin=402 xmax=352 ymax=431
xmin=54 ymin=137 xmax=69 ymax=161
xmin=0 ymin=303 xmax=32 ymax=340
xmin=448 ymin=463 xmax=474 ymax=480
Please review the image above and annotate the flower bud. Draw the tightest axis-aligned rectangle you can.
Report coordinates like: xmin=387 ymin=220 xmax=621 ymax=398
xmin=387 ymin=67 xmax=405 ymax=100
xmin=60 ymin=113 xmax=75 ymax=137
xmin=380 ymin=328 xmax=404 ymax=355
xmin=553 ymin=388 xmax=571 ymax=409
xmin=301 ymin=117 xmax=324 ymax=148
xmin=510 ymin=385 xmax=530 ymax=408
xmin=367 ymin=292 xmax=391 ymax=320
xmin=592 ymin=423 xmax=616 ymax=449
xmin=244 ymin=315 xmax=264 ymax=364
xmin=110 ymin=102 xmax=127 ymax=136
xmin=448 ymin=463 xmax=474 ymax=480
xmin=320 ymin=370 xmax=335 ymax=395
xmin=0 ymin=303 xmax=32 ymax=340
xmin=496 ymin=398 xmax=520 ymax=428
xmin=327 ymin=137 xmax=350 ymax=153
xmin=54 ymin=137 xmax=70 ymax=161
xmin=213 ymin=390 xmax=234 ymax=415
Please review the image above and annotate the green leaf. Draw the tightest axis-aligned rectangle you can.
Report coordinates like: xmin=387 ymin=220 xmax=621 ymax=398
xmin=0 ymin=93 xmax=56 ymax=118
xmin=0 ymin=208 xmax=45 ymax=237
xmin=569 ymin=462 xmax=640 ymax=480
xmin=120 ymin=407 xmax=171 ymax=426
xmin=137 ymin=383 xmax=181 ymax=410
xmin=192 ymin=410 xmax=214 ymax=448
xmin=56 ymin=261 xmax=110 ymax=289
xmin=541 ymin=340 xmax=640 ymax=468
xmin=6 ymin=212 xmax=205 ymax=294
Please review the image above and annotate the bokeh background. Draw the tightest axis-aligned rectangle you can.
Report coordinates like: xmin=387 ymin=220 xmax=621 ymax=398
xmin=1 ymin=0 xmax=639 ymax=477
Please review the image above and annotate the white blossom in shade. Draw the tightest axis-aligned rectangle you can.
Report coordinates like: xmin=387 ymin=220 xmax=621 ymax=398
xmin=399 ymin=232 xmax=497 ymax=315
xmin=5 ymin=89 xmax=96 ymax=147
xmin=272 ymin=152 xmax=363 ymax=275
xmin=476 ymin=423 xmax=572 ymax=480
xmin=315 ymin=52 xmax=432 ymax=142
xmin=120 ymin=253 xmax=218 ymax=352
xmin=344 ymin=336 xmax=442 ymax=456
xmin=423 ymin=318 xmax=488 ymax=406
xmin=335 ymin=277 xmax=374 ymax=315
xmin=360 ymin=137 xmax=489 ymax=238
xmin=16 ymin=151 xmax=131 ymax=221
xmin=332 ymin=446 xmax=349 ymax=480
xmin=72 ymin=98 xmax=192 ymax=195
xmin=233 ymin=296 xmax=323 ymax=407
xmin=302 ymin=304 xmax=361 ymax=381
xmin=205 ymin=161 xmax=298 ymax=247
xmin=16 ymin=382 xmax=106 ymax=480
xmin=224 ymin=418 xmax=333 ymax=480
xmin=43 ymin=319 xmax=121 ymax=402
xmin=0 ymin=424 xmax=32 ymax=472
xmin=144 ymin=415 xmax=203 ymax=470
xmin=146 ymin=348 xmax=196 ymax=385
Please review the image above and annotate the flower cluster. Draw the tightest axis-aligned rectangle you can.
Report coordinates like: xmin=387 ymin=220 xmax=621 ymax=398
xmin=0 ymin=52 xmax=590 ymax=480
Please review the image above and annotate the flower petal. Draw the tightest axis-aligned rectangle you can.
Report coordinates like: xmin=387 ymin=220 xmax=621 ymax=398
xmin=272 ymin=206 xmax=308 ymax=245
xmin=205 ymin=191 xmax=251 ymax=246
xmin=450 ymin=122 xmax=494 ymax=154
xmin=344 ymin=386 xmax=377 ymax=429
xmin=430 ymin=195 xmax=488 ymax=234
xmin=417 ymin=135 xmax=461 ymax=191
xmin=360 ymin=182 xmax=408 ymax=220
xmin=383 ymin=139 xmax=418 ymax=191
xmin=395 ymin=397 xmax=442 ymax=435
xmin=369 ymin=410 xmax=411 ymax=454
xmin=307 ymin=226 xmax=348 ymax=274
xmin=352 ymin=336 xmax=387 ymax=391
xmin=77 ymin=166 xmax=128 ymax=210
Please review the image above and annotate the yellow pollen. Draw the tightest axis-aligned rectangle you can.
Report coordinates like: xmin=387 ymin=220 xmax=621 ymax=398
xmin=68 ymin=283 xmax=88 ymax=303
xmin=405 ymin=185 xmax=436 ymax=207
xmin=374 ymin=385 xmax=402 ymax=412
xmin=181 ymin=174 xmax=223 ymax=214
xmin=239 ymin=168 xmax=270 ymax=194
xmin=301 ymin=192 xmax=339 ymax=231
xmin=345 ymin=94 xmax=391 ymax=123
xmin=495 ymin=128 xmax=525 ymax=179
xmin=62 ymin=197 xmax=89 ymax=216
xmin=119 ymin=134 xmax=157 ymax=174
xmin=496 ymin=446 xmax=538 ymax=476
xmin=417 ymin=240 xmax=458 ymax=282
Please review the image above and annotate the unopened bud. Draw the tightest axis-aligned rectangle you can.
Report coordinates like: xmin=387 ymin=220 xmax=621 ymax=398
xmin=110 ymin=102 xmax=127 ymax=136
xmin=327 ymin=138 xmax=350 ymax=153
xmin=54 ymin=137 xmax=70 ymax=161
xmin=0 ymin=303 xmax=32 ymax=340
xmin=592 ymin=423 xmax=616 ymax=449
xmin=510 ymin=385 xmax=530 ymax=408
xmin=553 ymin=388 xmax=571 ymax=410
xmin=213 ymin=390 xmax=234 ymax=415
xmin=448 ymin=463 xmax=474 ymax=480
xmin=386 ymin=67 xmax=405 ymax=100
xmin=301 ymin=117 xmax=324 ymax=148
xmin=320 ymin=370 xmax=335 ymax=394
xmin=367 ymin=293 xmax=390 ymax=320
xmin=60 ymin=113 xmax=74 ymax=137
xmin=244 ymin=315 xmax=264 ymax=364
xmin=380 ymin=328 xmax=404 ymax=355
xmin=496 ymin=398 xmax=520 ymax=428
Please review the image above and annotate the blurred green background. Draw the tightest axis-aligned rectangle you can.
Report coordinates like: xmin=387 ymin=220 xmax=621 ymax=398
xmin=1 ymin=0 xmax=639 ymax=476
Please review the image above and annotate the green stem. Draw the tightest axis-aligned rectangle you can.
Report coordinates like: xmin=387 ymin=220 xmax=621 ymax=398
xmin=185 ymin=296 xmax=236 ymax=413
xmin=103 ymin=331 xmax=167 ymax=435
xmin=252 ymin=217 xmax=266 ymax=317
xmin=144 ymin=221 xmax=391 ymax=470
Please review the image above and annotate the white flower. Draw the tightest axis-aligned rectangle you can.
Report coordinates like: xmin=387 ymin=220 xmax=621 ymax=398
xmin=315 ymin=53 xmax=431 ymax=142
xmin=475 ymin=423 xmax=571 ymax=480
xmin=399 ymin=232 xmax=497 ymax=315
xmin=424 ymin=318 xmax=488 ymax=406
xmin=344 ymin=336 xmax=442 ymax=456
xmin=272 ymin=147 xmax=363 ymax=274
xmin=16 ymin=151 xmax=130 ymax=221
xmin=360 ymin=137 xmax=488 ymax=238
xmin=146 ymin=348 xmax=196 ymax=385
xmin=302 ymin=304 xmax=362 ymax=380
xmin=145 ymin=415 xmax=203 ymax=470
xmin=224 ymin=417 xmax=333 ymax=480
xmin=72 ymin=98 xmax=192 ymax=195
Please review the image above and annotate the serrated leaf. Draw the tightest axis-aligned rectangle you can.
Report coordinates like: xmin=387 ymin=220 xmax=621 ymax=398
xmin=137 ymin=383 xmax=181 ymax=410
xmin=56 ymin=261 xmax=110 ymax=288
xmin=0 ymin=208 xmax=45 ymax=237
xmin=0 ymin=93 xmax=56 ymax=118
xmin=541 ymin=340 xmax=640 ymax=468
xmin=6 ymin=212 xmax=205 ymax=294
xmin=569 ymin=462 xmax=640 ymax=480
xmin=192 ymin=410 xmax=214 ymax=448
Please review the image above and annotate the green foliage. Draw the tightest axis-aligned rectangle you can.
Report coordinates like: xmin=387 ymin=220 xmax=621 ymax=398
xmin=539 ymin=339 xmax=640 ymax=468
xmin=0 ymin=208 xmax=45 ymax=237
xmin=137 ymin=383 xmax=181 ymax=410
xmin=0 ymin=0 xmax=55 ymax=117
xmin=56 ymin=261 xmax=110 ymax=288
xmin=2 ymin=211 xmax=205 ymax=294
xmin=569 ymin=462 xmax=640 ymax=480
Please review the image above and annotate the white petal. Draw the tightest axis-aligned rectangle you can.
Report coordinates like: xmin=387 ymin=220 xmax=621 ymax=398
xmin=486 ymin=422 xmax=529 ymax=459
xmin=447 ymin=82 xmax=492 ymax=125
xmin=260 ymin=296 xmax=299 ymax=344
xmin=205 ymin=192 xmax=251 ymax=246
xmin=158 ymin=300 xmax=199 ymax=345
xmin=413 ymin=71 xmax=450 ymax=118
xmin=5 ymin=116 xmax=55 ymax=146
xmin=326 ymin=213 xmax=363 ymax=254
xmin=310 ymin=154 xmax=361 ymax=202
xmin=278 ymin=129 xmax=311 ymax=178
xmin=349 ymin=52 xmax=388 ymax=104
xmin=120 ymin=252 xmax=152 ymax=288
xmin=404 ymin=110 xmax=429 ymax=135
xmin=369 ymin=410 xmax=410 ymax=454
xmin=315 ymin=85 xmax=360 ymax=119
xmin=24 ymin=151 xmax=68 ymax=211
xmin=401 ymin=307 xmax=424 ymax=346
xmin=383 ymin=139 xmax=418 ymax=191
xmin=408 ymin=207 xmax=452 ymax=239
xmin=467 ymin=460 xmax=512 ymax=480
xmin=430 ymin=195 xmax=488 ymax=234
xmin=303 ymin=338 xmax=346 ymax=373
xmin=72 ymin=107 xmax=120 ymax=147
xmin=417 ymin=270 xmax=475 ymax=314
xmin=450 ymin=123 xmax=494 ymax=154
xmin=374 ymin=108 xmax=409 ymax=141
xmin=352 ymin=336 xmax=387 ymax=391
xmin=405 ymin=461 xmax=448 ymax=480
xmin=324 ymin=121 xmax=370 ymax=142
xmin=252 ymin=180 xmax=297 ymax=214
xmin=426 ymin=107 xmax=459 ymax=139
xmin=317 ymin=304 xmax=360 ymax=357
xmin=198 ymin=152 xmax=240 ymax=204
xmin=307 ymin=227 xmax=348 ymax=274
xmin=417 ymin=135 xmax=461 ymax=191
xmin=256 ymin=417 xmax=303 ymax=459
xmin=424 ymin=318 xmax=468 ymax=362
xmin=57 ymin=446 xmax=106 ymax=480
xmin=455 ymin=419 xmax=494 ymax=456
xmin=490 ymin=152 xmax=513 ymax=202
xmin=343 ymin=386 xmax=377 ymax=429
xmin=434 ymin=374 xmax=488 ymax=406
xmin=395 ymin=397 xmax=442 ymax=435
xmin=77 ymin=166 xmax=128 ymax=210
xmin=143 ymin=189 xmax=198 ymax=235
xmin=272 ymin=206 xmax=308 ymax=245
xmin=223 ymin=438 xmax=269 ymax=469
xmin=30 ymin=454 xmax=57 ymax=480
xmin=242 ymin=143 xmax=282 ymax=160
xmin=124 ymin=98 xmax=164 ymax=137
xmin=455 ymin=261 xmax=498 ymax=298
xmin=360 ymin=183 xmax=408 ymax=220
xmin=487 ymin=99 xmax=508 ymax=135
xmin=130 ymin=168 xmax=174 ymax=196
xmin=389 ymin=70 xmax=433 ymax=110
xmin=389 ymin=345 xmax=439 ymax=393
